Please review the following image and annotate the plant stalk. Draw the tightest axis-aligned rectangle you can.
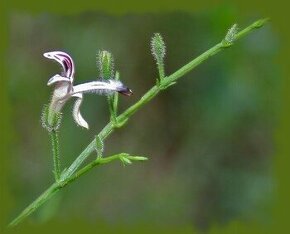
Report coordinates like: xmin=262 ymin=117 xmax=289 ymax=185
xmin=8 ymin=154 xmax=145 ymax=227
xmin=8 ymin=183 xmax=60 ymax=227
xmin=49 ymin=130 xmax=61 ymax=181
xmin=8 ymin=18 xmax=268 ymax=227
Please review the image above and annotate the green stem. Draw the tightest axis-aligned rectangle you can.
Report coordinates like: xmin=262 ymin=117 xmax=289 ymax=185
xmin=157 ymin=61 xmax=165 ymax=80
xmin=60 ymin=140 xmax=96 ymax=179
xmin=49 ymin=130 xmax=61 ymax=181
xmin=58 ymin=18 xmax=269 ymax=182
xmin=108 ymin=95 xmax=117 ymax=124
xmin=236 ymin=18 xmax=269 ymax=40
xmin=8 ymin=154 xmax=145 ymax=227
xmin=64 ymin=154 xmax=143 ymax=184
xmin=8 ymin=183 xmax=60 ymax=227
xmin=9 ymin=18 xmax=268 ymax=227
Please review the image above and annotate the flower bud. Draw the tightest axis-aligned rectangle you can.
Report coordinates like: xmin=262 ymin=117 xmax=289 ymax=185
xmin=151 ymin=33 xmax=166 ymax=63
xmin=97 ymin=50 xmax=114 ymax=80
xmin=41 ymin=105 xmax=62 ymax=132
xmin=224 ymin=24 xmax=239 ymax=44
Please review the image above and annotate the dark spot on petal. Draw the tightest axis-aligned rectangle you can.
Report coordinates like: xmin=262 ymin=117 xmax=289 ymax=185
xmin=118 ymin=87 xmax=133 ymax=96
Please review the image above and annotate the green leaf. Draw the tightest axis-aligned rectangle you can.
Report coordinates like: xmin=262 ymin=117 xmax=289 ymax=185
xmin=119 ymin=155 xmax=132 ymax=165
xmin=127 ymin=156 xmax=148 ymax=161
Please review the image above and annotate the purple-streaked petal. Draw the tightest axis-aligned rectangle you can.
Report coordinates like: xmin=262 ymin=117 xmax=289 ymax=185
xmin=43 ymin=51 xmax=75 ymax=81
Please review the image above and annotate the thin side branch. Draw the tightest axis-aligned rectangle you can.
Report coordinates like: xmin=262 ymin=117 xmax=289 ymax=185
xmin=8 ymin=154 xmax=146 ymax=227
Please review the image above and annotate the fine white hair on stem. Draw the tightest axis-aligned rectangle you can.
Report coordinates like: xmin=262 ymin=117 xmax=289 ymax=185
xmin=72 ymin=93 xmax=89 ymax=129
xmin=72 ymin=80 xmax=127 ymax=95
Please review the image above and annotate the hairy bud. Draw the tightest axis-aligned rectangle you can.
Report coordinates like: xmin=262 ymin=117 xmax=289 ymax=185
xmin=224 ymin=24 xmax=239 ymax=44
xmin=151 ymin=33 xmax=166 ymax=63
xmin=97 ymin=50 xmax=114 ymax=80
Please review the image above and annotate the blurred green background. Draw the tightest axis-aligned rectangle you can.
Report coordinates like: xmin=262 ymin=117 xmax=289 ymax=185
xmin=7 ymin=7 xmax=280 ymax=232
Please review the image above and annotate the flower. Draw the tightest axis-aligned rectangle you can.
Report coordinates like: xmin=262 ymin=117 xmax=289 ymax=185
xmin=44 ymin=51 xmax=132 ymax=129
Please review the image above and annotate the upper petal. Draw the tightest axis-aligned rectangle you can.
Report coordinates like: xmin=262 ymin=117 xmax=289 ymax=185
xmin=43 ymin=51 xmax=75 ymax=82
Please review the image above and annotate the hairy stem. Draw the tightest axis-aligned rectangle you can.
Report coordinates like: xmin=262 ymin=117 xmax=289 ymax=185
xmin=49 ymin=130 xmax=61 ymax=181
xmin=158 ymin=62 xmax=165 ymax=80
xmin=108 ymin=95 xmax=117 ymax=124
xmin=9 ymin=18 xmax=268 ymax=227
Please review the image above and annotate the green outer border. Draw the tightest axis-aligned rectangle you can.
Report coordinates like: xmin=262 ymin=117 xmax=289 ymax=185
xmin=1 ymin=1 xmax=289 ymax=233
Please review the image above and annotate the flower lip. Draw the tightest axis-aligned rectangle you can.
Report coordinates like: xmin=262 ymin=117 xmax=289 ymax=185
xmin=47 ymin=74 xmax=71 ymax=86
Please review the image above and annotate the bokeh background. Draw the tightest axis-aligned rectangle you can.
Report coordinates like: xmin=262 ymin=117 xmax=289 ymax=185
xmin=7 ymin=7 xmax=281 ymax=232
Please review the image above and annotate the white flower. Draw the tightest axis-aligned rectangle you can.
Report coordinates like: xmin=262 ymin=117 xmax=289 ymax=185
xmin=44 ymin=51 xmax=132 ymax=129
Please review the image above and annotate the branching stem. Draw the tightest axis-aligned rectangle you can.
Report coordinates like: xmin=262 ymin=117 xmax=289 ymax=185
xmin=8 ymin=18 xmax=268 ymax=227
xmin=8 ymin=154 xmax=146 ymax=227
